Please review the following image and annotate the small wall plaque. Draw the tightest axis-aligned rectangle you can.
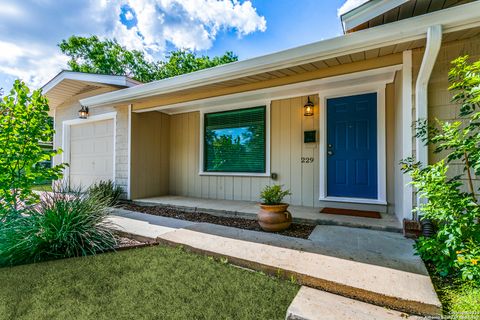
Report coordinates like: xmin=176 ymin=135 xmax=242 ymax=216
xmin=304 ymin=130 xmax=316 ymax=143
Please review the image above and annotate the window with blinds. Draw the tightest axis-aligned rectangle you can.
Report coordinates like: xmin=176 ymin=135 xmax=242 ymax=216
xmin=204 ymin=106 xmax=266 ymax=173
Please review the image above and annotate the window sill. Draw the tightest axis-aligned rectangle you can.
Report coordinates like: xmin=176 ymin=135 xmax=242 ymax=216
xmin=198 ymin=171 xmax=270 ymax=177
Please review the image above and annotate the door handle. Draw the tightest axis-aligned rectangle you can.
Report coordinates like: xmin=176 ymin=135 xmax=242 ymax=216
xmin=327 ymin=150 xmax=333 ymax=156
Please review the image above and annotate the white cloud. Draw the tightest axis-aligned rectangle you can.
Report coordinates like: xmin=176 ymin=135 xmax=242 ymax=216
xmin=338 ymin=0 xmax=369 ymax=16
xmin=0 ymin=0 xmax=266 ymax=88
xmin=124 ymin=10 xmax=134 ymax=21
xmin=0 ymin=41 xmax=69 ymax=88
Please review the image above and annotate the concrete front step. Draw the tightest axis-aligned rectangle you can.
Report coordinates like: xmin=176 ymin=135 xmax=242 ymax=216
xmin=133 ymin=197 xmax=402 ymax=233
xmin=286 ymin=287 xmax=423 ymax=320
xmin=157 ymin=228 xmax=441 ymax=316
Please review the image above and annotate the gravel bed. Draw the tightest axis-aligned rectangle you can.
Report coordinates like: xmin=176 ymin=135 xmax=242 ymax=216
xmin=121 ymin=203 xmax=315 ymax=239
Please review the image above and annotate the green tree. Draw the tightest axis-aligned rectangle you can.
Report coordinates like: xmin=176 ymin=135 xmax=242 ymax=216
xmin=58 ymin=36 xmax=238 ymax=83
xmin=0 ymin=81 xmax=65 ymax=217
xmin=156 ymin=50 xmax=238 ymax=80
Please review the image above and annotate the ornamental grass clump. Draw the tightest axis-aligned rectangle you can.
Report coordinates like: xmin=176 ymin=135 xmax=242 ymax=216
xmin=88 ymin=180 xmax=123 ymax=207
xmin=0 ymin=188 xmax=117 ymax=267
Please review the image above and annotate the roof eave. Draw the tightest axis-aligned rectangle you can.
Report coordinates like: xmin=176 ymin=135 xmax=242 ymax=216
xmin=80 ymin=1 xmax=480 ymax=108
xmin=41 ymin=70 xmax=140 ymax=94
xmin=340 ymin=0 xmax=409 ymax=33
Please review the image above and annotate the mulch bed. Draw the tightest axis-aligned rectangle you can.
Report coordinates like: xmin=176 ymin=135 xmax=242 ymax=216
xmin=121 ymin=202 xmax=315 ymax=239
xmin=116 ymin=237 xmax=146 ymax=249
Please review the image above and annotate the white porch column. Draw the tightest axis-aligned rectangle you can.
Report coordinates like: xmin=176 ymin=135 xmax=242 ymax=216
xmin=401 ymin=50 xmax=413 ymax=220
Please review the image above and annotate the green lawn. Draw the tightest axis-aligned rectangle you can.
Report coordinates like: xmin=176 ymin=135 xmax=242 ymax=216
xmin=0 ymin=245 xmax=299 ymax=320
xmin=432 ymin=274 xmax=480 ymax=316
xmin=32 ymin=183 xmax=52 ymax=192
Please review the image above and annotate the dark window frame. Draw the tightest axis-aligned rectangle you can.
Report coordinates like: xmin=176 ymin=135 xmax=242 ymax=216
xmin=203 ymin=106 xmax=267 ymax=173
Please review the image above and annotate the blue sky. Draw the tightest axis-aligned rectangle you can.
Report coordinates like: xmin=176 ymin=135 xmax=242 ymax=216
xmin=0 ymin=0 xmax=361 ymax=90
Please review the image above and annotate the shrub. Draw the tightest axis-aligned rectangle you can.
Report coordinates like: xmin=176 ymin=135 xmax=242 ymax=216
xmin=402 ymin=56 xmax=480 ymax=281
xmin=0 ymin=80 xmax=66 ymax=218
xmin=402 ymin=160 xmax=480 ymax=279
xmin=0 ymin=188 xmax=117 ymax=267
xmin=260 ymin=185 xmax=291 ymax=205
xmin=88 ymin=180 xmax=123 ymax=207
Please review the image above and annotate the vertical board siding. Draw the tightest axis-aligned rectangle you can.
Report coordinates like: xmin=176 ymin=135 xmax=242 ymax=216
xmin=168 ymin=95 xmax=323 ymax=206
xmin=130 ymin=111 xmax=170 ymax=199
xmin=413 ymin=36 xmax=480 ymax=197
xmin=166 ymin=91 xmax=394 ymax=208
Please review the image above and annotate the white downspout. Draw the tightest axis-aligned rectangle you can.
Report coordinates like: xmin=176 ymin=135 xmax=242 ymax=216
xmin=415 ymin=25 xmax=442 ymax=205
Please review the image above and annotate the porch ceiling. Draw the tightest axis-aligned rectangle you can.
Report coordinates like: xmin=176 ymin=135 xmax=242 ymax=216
xmin=131 ymin=52 xmax=404 ymax=112
xmin=130 ymin=28 xmax=480 ymax=113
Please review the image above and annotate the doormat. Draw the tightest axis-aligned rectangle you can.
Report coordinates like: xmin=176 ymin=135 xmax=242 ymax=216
xmin=320 ymin=207 xmax=381 ymax=219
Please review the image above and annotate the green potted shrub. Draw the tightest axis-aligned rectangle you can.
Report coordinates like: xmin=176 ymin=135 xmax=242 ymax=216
xmin=258 ymin=185 xmax=292 ymax=232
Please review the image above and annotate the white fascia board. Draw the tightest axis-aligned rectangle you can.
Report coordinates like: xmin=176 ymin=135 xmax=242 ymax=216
xmin=80 ymin=1 xmax=480 ymax=108
xmin=41 ymin=71 xmax=140 ymax=94
xmin=136 ymin=65 xmax=401 ymax=115
xmin=341 ymin=0 xmax=409 ymax=32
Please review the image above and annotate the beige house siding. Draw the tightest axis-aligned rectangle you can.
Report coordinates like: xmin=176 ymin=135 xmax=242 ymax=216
xmin=412 ymin=36 xmax=480 ymax=194
xmin=163 ymin=91 xmax=396 ymax=212
xmin=53 ymin=87 xmax=129 ymax=194
xmin=130 ymin=111 xmax=171 ymax=199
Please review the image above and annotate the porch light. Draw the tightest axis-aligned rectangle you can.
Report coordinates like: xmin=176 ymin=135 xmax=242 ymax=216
xmin=304 ymin=97 xmax=314 ymax=116
xmin=78 ymin=105 xmax=89 ymax=119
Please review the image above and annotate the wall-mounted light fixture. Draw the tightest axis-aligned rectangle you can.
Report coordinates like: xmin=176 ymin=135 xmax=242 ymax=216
xmin=304 ymin=96 xmax=314 ymax=116
xmin=78 ymin=105 xmax=89 ymax=119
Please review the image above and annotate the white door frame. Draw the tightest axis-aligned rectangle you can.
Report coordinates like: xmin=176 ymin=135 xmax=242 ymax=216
xmin=319 ymin=82 xmax=387 ymax=205
xmin=62 ymin=112 xmax=117 ymax=188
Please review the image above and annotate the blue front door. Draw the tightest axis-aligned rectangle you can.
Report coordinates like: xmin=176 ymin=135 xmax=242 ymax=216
xmin=327 ymin=93 xmax=377 ymax=199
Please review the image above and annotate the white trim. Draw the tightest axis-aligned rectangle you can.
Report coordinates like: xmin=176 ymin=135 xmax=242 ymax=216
xmin=135 ymin=65 xmax=401 ymax=115
xmin=340 ymin=0 xmax=409 ymax=32
xmin=415 ymin=25 xmax=442 ymax=167
xmin=415 ymin=25 xmax=442 ymax=207
xmin=80 ymin=2 xmax=480 ymax=108
xmin=62 ymin=112 xmax=117 ymax=188
xmin=198 ymin=102 xmax=271 ymax=177
xmin=318 ymin=83 xmax=388 ymax=205
xmin=402 ymin=50 xmax=413 ymax=219
xmin=42 ymin=71 xmax=140 ymax=94
xmin=52 ymin=108 xmax=57 ymax=167
xmin=127 ymin=104 xmax=132 ymax=199
xmin=321 ymin=196 xmax=387 ymax=205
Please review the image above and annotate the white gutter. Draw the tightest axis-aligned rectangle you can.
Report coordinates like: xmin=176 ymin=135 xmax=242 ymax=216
xmin=415 ymin=25 xmax=442 ymax=167
xmin=81 ymin=1 xmax=480 ymax=108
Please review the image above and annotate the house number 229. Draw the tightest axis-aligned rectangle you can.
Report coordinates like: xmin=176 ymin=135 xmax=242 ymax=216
xmin=301 ymin=157 xmax=314 ymax=163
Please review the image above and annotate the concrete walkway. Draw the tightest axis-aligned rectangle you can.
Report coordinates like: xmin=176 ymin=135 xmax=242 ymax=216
xmin=287 ymin=287 xmax=423 ymax=320
xmin=108 ymin=208 xmax=441 ymax=317
xmin=134 ymin=195 xmax=402 ymax=232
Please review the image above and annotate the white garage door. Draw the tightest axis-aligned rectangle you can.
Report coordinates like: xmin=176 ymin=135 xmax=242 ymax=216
xmin=69 ymin=119 xmax=114 ymax=189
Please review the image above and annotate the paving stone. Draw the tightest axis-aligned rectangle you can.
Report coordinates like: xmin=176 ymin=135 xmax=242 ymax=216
xmin=286 ymin=287 xmax=423 ymax=320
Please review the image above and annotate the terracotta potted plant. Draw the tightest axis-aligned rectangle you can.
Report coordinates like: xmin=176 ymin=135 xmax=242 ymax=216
xmin=258 ymin=184 xmax=292 ymax=232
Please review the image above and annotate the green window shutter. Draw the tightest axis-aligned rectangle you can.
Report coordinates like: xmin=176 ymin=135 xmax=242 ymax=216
xmin=204 ymin=106 xmax=266 ymax=173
